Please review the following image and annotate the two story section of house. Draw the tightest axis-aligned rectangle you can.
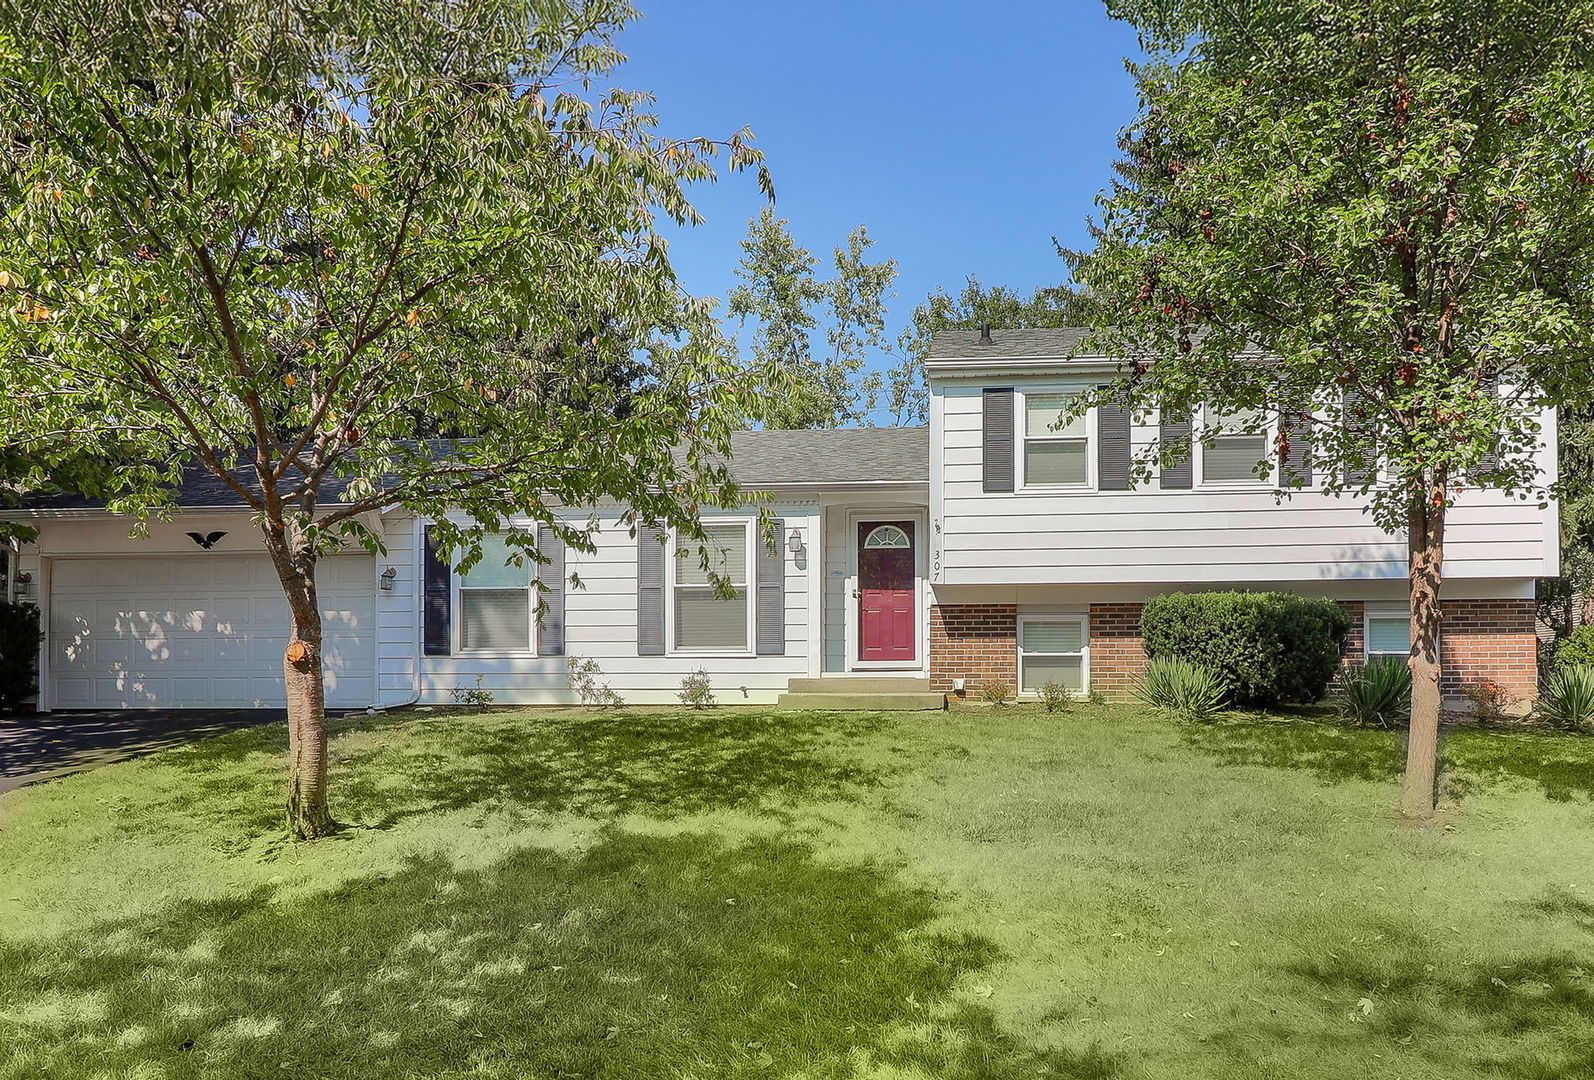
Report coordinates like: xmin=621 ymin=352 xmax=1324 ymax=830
xmin=925 ymin=328 xmax=1556 ymax=705
xmin=6 ymin=327 xmax=1555 ymax=711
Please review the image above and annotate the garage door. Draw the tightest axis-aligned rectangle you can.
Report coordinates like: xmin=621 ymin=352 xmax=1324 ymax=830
xmin=48 ymin=555 xmax=376 ymax=709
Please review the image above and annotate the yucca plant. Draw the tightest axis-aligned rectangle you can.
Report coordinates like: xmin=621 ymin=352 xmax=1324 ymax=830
xmin=1338 ymin=658 xmax=1411 ymax=728
xmin=1134 ymin=656 xmax=1227 ymax=722
xmin=1538 ymin=665 xmax=1594 ymax=730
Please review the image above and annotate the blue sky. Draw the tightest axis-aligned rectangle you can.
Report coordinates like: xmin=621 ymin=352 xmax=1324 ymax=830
xmin=614 ymin=2 xmax=1144 ymax=342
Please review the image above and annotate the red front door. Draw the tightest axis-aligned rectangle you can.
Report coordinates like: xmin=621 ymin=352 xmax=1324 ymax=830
xmin=858 ymin=520 xmax=916 ymax=663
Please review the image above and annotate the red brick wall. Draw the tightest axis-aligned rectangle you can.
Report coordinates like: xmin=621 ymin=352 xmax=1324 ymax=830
xmin=1439 ymin=597 xmax=1538 ymax=705
xmin=1088 ymin=602 xmax=1147 ymax=697
xmin=930 ymin=604 xmax=1017 ymax=697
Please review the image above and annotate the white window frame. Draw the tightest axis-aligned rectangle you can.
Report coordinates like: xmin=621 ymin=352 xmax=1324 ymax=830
xmin=667 ymin=518 xmax=757 ymax=657
xmin=453 ymin=533 xmax=537 ymax=656
xmin=1365 ymin=605 xmax=1414 ymax=661
xmin=1196 ymin=404 xmax=1275 ymax=489
xmin=1019 ymin=387 xmax=1095 ymax=491
xmin=1016 ymin=612 xmax=1090 ymax=697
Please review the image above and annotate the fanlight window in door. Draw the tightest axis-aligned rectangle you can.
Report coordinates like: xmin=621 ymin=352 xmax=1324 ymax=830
xmin=863 ymin=525 xmax=911 ymax=550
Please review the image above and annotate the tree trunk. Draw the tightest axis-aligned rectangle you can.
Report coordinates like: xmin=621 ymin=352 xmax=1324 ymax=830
xmin=266 ymin=526 xmax=337 ymax=839
xmin=1402 ymin=480 xmax=1447 ymax=818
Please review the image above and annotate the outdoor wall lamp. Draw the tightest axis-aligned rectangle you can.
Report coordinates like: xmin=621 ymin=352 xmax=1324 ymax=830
xmin=787 ymin=528 xmax=803 ymax=556
xmin=379 ymin=566 xmax=398 ymax=592
xmin=12 ymin=571 xmax=31 ymax=599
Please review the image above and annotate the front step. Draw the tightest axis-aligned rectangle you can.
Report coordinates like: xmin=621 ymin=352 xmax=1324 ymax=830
xmin=784 ymin=677 xmax=932 ymax=694
xmin=777 ymin=676 xmax=944 ymax=711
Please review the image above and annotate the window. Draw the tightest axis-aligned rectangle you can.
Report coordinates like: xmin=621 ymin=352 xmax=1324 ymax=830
xmin=673 ymin=522 xmax=751 ymax=651
xmin=864 ymin=524 xmax=910 ymax=549
xmin=1018 ymin=617 xmax=1088 ymax=695
xmin=1366 ymin=611 xmax=1411 ymax=659
xmin=1200 ymin=405 xmax=1269 ymax=484
xmin=458 ymin=534 xmax=532 ymax=651
xmin=1023 ymin=391 xmax=1089 ymax=487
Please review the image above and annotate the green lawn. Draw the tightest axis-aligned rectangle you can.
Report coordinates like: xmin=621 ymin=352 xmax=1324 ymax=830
xmin=3 ymin=704 xmax=1594 ymax=1079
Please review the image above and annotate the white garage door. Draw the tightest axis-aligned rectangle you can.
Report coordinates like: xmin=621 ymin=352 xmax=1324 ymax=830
xmin=48 ymin=555 xmax=376 ymax=710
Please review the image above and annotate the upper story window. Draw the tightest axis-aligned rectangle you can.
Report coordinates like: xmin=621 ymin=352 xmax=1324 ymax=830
xmin=673 ymin=522 xmax=752 ymax=652
xmin=1200 ymin=405 xmax=1270 ymax=485
xmin=1023 ymin=391 xmax=1090 ymax=488
xmin=458 ymin=533 xmax=533 ymax=652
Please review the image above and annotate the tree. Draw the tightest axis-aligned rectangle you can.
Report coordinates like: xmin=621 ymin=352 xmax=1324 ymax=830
xmin=889 ymin=276 xmax=1089 ymax=424
xmin=727 ymin=208 xmax=896 ymax=428
xmin=1541 ymin=404 xmax=1594 ymax=643
xmin=0 ymin=0 xmax=773 ymax=838
xmin=1072 ymin=0 xmax=1594 ymax=816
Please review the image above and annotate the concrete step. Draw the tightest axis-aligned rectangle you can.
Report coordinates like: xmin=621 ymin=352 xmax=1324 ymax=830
xmin=775 ymin=691 xmax=946 ymax=712
xmin=784 ymin=677 xmax=932 ymax=694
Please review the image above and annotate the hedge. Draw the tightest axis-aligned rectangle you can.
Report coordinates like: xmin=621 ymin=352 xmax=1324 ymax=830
xmin=1139 ymin=591 xmax=1352 ymax=707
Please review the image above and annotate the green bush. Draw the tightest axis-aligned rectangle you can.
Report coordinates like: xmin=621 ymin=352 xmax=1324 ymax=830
xmin=1036 ymin=681 xmax=1073 ymax=713
xmin=1134 ymin=656 xmax=1227 ymax=722
xmin=1338 ymin=657 xmax=1411 ymax=728
xmin=1556 ymin=625 xmax=1594 ymax=668
xmin=1139 ymin=591 xmax=1352 ymax=707
xmin=0 ymin=601 xmax=41 ymax=711
xmin=1538 ymin=665 xmax=1594 ymax=729
xmin=677 ymin=669 xmax=716 ymax=709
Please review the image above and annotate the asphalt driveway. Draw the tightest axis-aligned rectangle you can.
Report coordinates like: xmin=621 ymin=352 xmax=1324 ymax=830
xmin=0 ymin=710 xmax=284 ymax=793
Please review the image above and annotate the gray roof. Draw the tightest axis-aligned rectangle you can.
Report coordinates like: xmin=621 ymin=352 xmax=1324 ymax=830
xmin=11 ymin=427 xmax=930 ymax=511
xmin=724 ymin=427 xmax=928 ymax=486
xmin=926 ymin=327 xmax=1096 ymax=359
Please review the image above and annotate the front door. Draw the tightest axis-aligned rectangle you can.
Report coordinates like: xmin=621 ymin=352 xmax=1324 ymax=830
xmin=858 ymin=520 xmax=916 ymax=663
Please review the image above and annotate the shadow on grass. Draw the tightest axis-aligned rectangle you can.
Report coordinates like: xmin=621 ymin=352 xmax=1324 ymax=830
xmin=0 ymin=829 xmax=1121 ymax=1080
xmin=1177 ymin=717 xmax=1404 ymax=785
xmin=1244 ymin=911 xmax=1594 ymax=1080
xmin=158 ymin=710 xmax=893 ymax=836
xmin=1444 ymin=728 xmax=1594 ymax=802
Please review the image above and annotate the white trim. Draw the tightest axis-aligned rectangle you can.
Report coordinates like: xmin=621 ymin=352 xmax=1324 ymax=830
xmin=666 ymin=517 xmax=758 ymax=658
xmin=843 ymin=506 xmax=930 ymax=674
xmin=1016 ymin=611 xmax=1091 ymax=698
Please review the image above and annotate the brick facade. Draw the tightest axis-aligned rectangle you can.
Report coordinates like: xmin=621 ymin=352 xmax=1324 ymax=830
xmin=929 ymin=595 xmax=1539 ymax=706
xmin=930 ymin=604 xmax=1017 ymax=697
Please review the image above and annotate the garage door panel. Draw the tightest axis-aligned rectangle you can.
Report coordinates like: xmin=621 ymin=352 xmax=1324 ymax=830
xmin=50 ymin=556 xmax=374 ymax=710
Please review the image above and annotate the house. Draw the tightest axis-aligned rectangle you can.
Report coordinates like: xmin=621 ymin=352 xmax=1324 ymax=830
xmin=3 ymin=329 xmax=1555 ymax=712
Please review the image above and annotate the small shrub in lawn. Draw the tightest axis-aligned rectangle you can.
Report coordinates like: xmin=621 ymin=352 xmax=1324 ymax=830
xmin=678 ymin=668 xmax=716 ymax=709
xmin=1538 ymin=665 xmax=1594 ymax=729
xmin=1086 ymin=689 xmax=1107 ymax=706
xmin=1337 ymin=658 xmax=1410 ymax=728
xmin=1134 ymin=656 xmax=1227 ymax=722
xmin=449 ymin=674 xmax=495 ymax=708
xmin=1460 ymin=679 xmax=1514 ymax=725
xmin=1557 ymin=625 xmax=1594 ymax=668
xmin=566 ymin=656 xmax=624 ymax=708
xmin=1036 ymin=681 xmax=1073 ymax=713
xmin=0 ymin=600 xmax=41 ymax=710
xmin=1140 ymin=591 xmax=1351 ymax=706
xmin=981 ymin=680 xmax=1013 ymax=706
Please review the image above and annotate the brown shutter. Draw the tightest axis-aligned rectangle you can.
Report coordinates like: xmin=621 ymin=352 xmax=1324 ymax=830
xmin=637 ymin=531 xmax=666 ymax=656
xmin=422 ymin=524 xmax=451 ymax=656
xmin=1159 ymin=409 xmax=1193 ymax=490
xmin=536 ymin=525 xmax=565 ymax=656
xmin=982 ymin=388 xmax=1015 ymax=493
xmin=755 ymin=518 xmax=786 ymax=655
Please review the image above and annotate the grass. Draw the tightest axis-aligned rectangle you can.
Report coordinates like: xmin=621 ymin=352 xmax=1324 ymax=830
xmin=3 ymin=704 xmax=1594 ymax=1079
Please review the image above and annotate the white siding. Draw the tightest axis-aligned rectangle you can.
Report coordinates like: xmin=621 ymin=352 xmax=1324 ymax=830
xmin=933 ymin=378 xmax=1557 ymax=587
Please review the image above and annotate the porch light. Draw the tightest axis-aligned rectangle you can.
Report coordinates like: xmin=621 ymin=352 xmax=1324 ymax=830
xmin=787 ymin=528 xmax=803 ymax=556
xmin=379 ymin=566 xmax=398 ymax=591
xmin=12 ymin=571 xmax=31 ymax=599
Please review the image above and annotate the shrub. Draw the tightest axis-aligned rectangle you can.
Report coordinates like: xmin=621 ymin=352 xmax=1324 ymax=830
xmin=1139 ymin=591 xmax=1352 ymax=706
xmin=1338 ymin=657 xmax=1411 ymax=728
xmin=1460 ymin=679 xmax=1514 ymax=725
xmin=448 ymin=674 xmax=494 ymax=708
xmin=1539 ymin=665 xmax=1594 ymax=729
xmin=1557 ymin=625 xmax=1594 ymax=668
xmin=980 ymin=680 xmax=1012 ymax=706
xmin=1134 ymin=656 xmax=1227 ymax=722
xmin=0 ymin=601 xmax=40 ymax=710
xmin=566 ymin=656 xmax=623 ymax=708
xmin=1036 ymin=681 xmax=1073 ymax=713
xmin=678 ymin=668 xmax=716 ymax=709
